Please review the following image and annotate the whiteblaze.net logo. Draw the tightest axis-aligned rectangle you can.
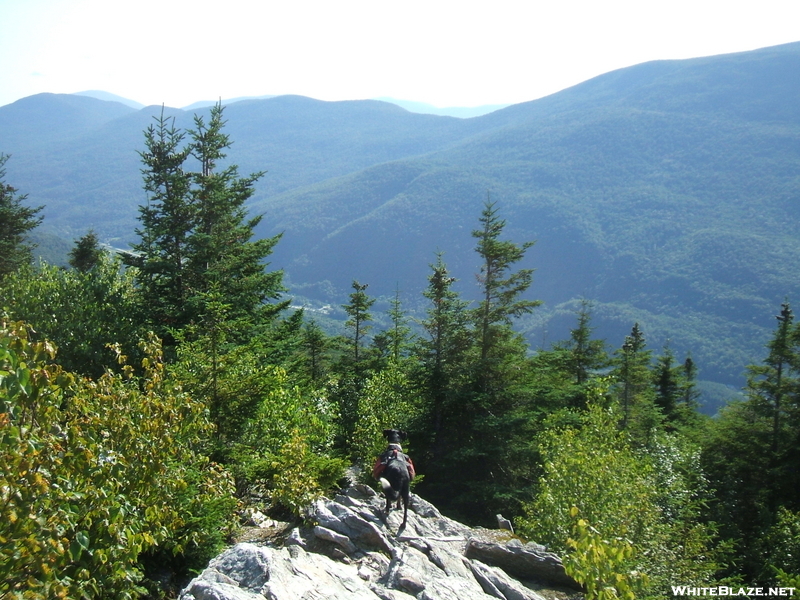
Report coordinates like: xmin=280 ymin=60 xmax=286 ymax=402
xmin=672 ymin=587 xmax=796 ymax=597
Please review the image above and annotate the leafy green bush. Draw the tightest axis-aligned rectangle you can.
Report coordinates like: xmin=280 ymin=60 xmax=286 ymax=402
xmin=517 ymin=401 xmax=661 ymax=554
xmin=269 ymin=430 xmax=348 ymax=517
xmin=351 ymin=363 xmax=418 ymax=477
xmin=0 ymin=320 xmax=234 ymax=599
xmin=518 ymin=386 xmax=723 ymax=597
xmin=564 ymin=507 xmax=648 ymax=600
xmin=761 ymin=508 xmax=800 ymax=584
xmin=0 ymin=255 xmax=142 ymax=378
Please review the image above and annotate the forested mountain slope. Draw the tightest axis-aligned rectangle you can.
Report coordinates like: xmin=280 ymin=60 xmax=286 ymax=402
xmin=253 ymin=42 xmax=800 ymax=386
xmin=0 ymin=93 xmax=500 ymax=243
xmin=1 ymin=42 xmax=799 ymax=386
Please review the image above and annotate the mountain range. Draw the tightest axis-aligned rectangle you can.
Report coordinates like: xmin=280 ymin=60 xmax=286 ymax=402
xmin=2 ymin=41 xmax=799 ymax=401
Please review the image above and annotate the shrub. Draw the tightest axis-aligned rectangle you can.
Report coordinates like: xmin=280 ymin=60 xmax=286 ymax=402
xmin=0 ymin=320 xmax=234 ymax=599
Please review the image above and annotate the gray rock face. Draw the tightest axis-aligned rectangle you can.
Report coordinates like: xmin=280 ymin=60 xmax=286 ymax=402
xmin=464 ymin=539 xmax=581 ymax=590
xmin=179 ymin=486 xmax=581 ymax=600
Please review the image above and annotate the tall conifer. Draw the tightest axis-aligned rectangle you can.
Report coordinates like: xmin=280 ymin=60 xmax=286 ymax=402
xmin=130 ymin=103 xmax=286 ymax=340
xmin=0 ymin=154 xmax=43 ymax=278
xmin=471 ymin=200 xmax=541 ymax=402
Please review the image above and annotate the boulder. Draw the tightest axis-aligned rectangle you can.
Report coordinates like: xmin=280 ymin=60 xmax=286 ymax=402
xmin=465 ymin=538 xmax=581 ymax=591
xmin=179 ymin=487 xmax=582 ymax=600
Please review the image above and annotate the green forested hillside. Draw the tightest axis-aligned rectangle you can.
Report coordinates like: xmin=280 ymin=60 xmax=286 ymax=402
xmin=252 ymin=43 xmax=800 ymax=386
xmin=1 ymin=42 xmax=799 ymax=389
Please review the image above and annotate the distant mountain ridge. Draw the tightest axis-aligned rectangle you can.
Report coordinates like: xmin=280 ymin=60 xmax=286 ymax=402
xmin=73 ymin=90 xmax=145 ymax=110
xmin=374 ymin=98 xmax=509 ymax=118
xmin=2 ymin=41 xmax=799 ymax=395
xmin=65 ymin=91 xmax=504 ymax=118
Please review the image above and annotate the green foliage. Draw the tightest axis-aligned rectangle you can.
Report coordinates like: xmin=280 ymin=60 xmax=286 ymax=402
xmin=564 ymin=507 xmax=648 ymax=600
xmin=0 ymin=320 xmax=234 ymax=599
xmin=0 ymin=153 xmax=43 ymax=278
xmin=68 ymin=230 xmax=104 ymax=273
xmin=702 ymin=302 xmax=800 ymax=581
xmin=129 ymin=103 xmax=286 ymax=341
xmin=171 ymin=310 xmax=346 ymax=513
xmin=4 ymin=75 xmax=800 ymax=593
xmin=519 ymin=386 xmax=723 ymax=595
xmin=0 ymin=254 xmax=142 ymax=378
xmin=518 ymin=395 xmax=661 ymax=553
xmin=760 ymin=508 xmax=800 ymax=584
xmin=269 ymin=430 xmax=347 ymax=517
xmin=351 ymin=363 xmax=418 ymax=474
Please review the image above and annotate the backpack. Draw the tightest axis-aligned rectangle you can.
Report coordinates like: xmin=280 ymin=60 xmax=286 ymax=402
xmin=372 ymin=446 xmax=416 ymax=480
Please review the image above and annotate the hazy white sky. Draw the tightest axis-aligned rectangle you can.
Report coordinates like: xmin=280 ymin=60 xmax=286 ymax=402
xmin=1 ymin=0 xmax=798 ymax=109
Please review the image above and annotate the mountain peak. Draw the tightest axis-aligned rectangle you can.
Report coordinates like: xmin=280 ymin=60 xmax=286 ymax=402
xmin=73 ymin=90 xmax=145 ymax=110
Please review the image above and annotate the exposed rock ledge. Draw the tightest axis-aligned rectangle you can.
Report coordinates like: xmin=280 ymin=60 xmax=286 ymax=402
xmin=179 ymin=484 xmax=583 ymax=600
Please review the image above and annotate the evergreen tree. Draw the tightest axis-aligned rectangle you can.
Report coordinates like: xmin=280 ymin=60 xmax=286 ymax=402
xmin=613 ymin=322 xmax=655 ymax=433
xmin=129 ymin=104 xmax=286 ymax=341
xmin=653 ymin=344 xmax=682 ymax=422
xmin=650 ymin=346 xmax=703 ymax=429
xmin=184 ymin=103 xmax=286 ymax=331
xmin=681 ymin=354 xmax=701 ymax=412
xmin=744 ymin=301 xmax=799 ymax=512
xmin=128 ymin=108 xmax=194 ymax=333
xmin=413 ymin=253 xmax=472 ymax=461
xmin=68 ymin=230 xmax=104 ymax=272
xmin=471 ymin=200 xmax=541 ymax=401
xmin=420 ymin=202 xmax=541 ymax=522
xmin=372 ymin=286 xmax=412 ymax=364
xmin=702 ymin=302 xmax=800 ymax=582
xmin=0 ymin=154 xmax=43 ymax=278
xmin=552 ymin=300 xmax=609 ymax=407
xmin=341 ymin=280 xmax=375 ymax=368
xmin=333 ymin=280 xmax=377 ymax=454
xmin=747 ymin=302 xmax=796 ymax=458
xmin=302 ymin=319 xmax=329 ymax=383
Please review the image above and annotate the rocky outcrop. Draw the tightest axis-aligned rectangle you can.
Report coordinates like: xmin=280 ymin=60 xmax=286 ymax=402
xmin=179 ymin=484 xmax=582 ymax=600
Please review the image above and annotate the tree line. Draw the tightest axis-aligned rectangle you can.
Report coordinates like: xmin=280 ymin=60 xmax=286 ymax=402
xmin=1 ymin=103 xmax=799 ymax=599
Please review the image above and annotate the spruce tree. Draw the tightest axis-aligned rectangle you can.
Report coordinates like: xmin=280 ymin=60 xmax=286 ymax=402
xmin=653 ymin=344 xmax=682 ymax=421
xmin=552 ymin=300 xmax=609 ymax=407
xmin=128 ymin=108 xmax=193 ymax=333
xmin=0 ymin=154 xmax=43 ymax=278
xmin=342 ymin=280 xmax=375 ymax=367
xmin=130 ymin=103 xmax=286 ymax=340
xmin=68 ymin=230 xmax=104 ymax=272
xmin=332 ymin=280 xmax=377 ymax=454
xmin=681 ymin=355 xmax=701 ymax=411
xmin=747 ymin=302 xmax=795 ymax=457
xmin=302 ymin=320 xmax=329 ymax=384
xmin=614 ymin=322 xmax=654 ymax=431
xmin=185 ymin=102 xmax=286 ymax=332
xmin=425 ymin=201 xmax=541 ymax=521
xmin=372 ymin=286 xmax=413 ymax=365
xmin=471 ymin=200 xmax=541 ymax=401
xmin=414 ymin=253 xmax=472 ymax=457
xmin=745 ymin=301 xmax=799 ymax=510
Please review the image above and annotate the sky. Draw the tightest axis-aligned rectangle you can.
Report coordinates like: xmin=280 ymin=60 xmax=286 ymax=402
xmin=1 ymin=0 xmax=799 ymax=110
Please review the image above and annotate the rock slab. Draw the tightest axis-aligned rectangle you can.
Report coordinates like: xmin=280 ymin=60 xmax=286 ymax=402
xmin=179 ymin=487 xmax=580 ymax=600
